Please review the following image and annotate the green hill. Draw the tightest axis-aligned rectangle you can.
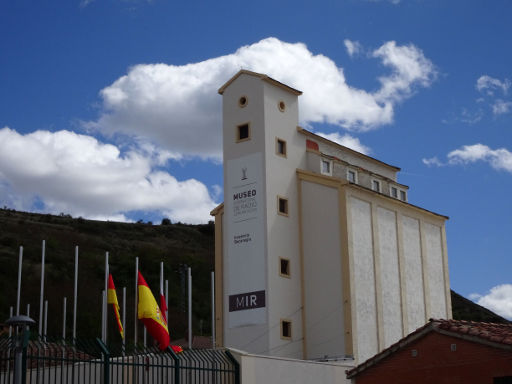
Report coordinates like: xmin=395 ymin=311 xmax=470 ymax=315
xmin=0 ymin=208 xmax=215 ymax=341
xmin=0 ymin=208 xmax=508 ymax=342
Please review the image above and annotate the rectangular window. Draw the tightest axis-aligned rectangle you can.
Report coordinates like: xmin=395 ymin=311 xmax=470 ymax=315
xmin=276 ymin=138 xmax=287 ymax=157
xmin=280 ymin=319 xmax=292 ymax=339
xmin=347 ymin=169 xmax=357 ymax=183
xmin=390 ymin=186 xmax=398 ymax=198
xmin=321 ymin=159 xmax=332 ymax=175
xmin=236 ymin=123 xmax=250 ymax=142
xmin=400 ymin=190 xmax=407 ymax=201
xmin=277 ymin=196 xmax=289 ymax=216
xmin=372 ymin=179 xmax=381 ymax=192
xmin=279 ymin=258 xmax=290 ymax=277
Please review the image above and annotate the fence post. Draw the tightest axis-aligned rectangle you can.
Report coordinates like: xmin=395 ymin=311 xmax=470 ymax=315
xmin=225 ymin=350 xmax=240 ymax=384
xmin=96 ymin=338 xmax=110 ymax=384
xmin=166 ymin=346 xmax=180 ymax=384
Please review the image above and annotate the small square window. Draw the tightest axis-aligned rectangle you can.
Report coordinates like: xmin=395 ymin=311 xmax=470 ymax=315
xmin=237 ymin=123 xmax=250 ymax=142
xmin=278 ymin=196 xmax=289 ymax=216
xmin=279 ymin=258 xmax=290 ymax=277
xmin=347 ymin=169 xmax=357 ymax=183
xmin=276 ymin=138 xmax=287 ymax=157
xmin=372 ymin=180 xmax=381 ymax=192
xmin=321 ymin=159 xmax=332 ymax=175
xmin=400 ymin=190 xmax=407 ymax=201
xmin=281 ymin=319 xmax=292 ymax=339
xmin=390 ymin=186 xmax=398 ymax=198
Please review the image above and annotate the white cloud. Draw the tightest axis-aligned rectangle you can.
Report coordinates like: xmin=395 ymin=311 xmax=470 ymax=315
xmin=476 ymin=75 xmax=510 ymax=96
xmin=422 ymin=156 xmax=444 ymax=167
xmin=460 ymin=107 xmax=483 ymax=124
xmin=423 ymin=144 xmax=512 ymax=173
xmin=89 ymin=37 xmax=436 ymax=159
xmin=0 ymin=127 xmax=217 ymax=223
xmin=447 ymin=144 xmax=512 ymax=172
xmin=372 ymin=41 xmax=436 ymax=104
xmin=344 ymin=39 xmax=363 ymax=57
xmin=492 ymin=99 xmax=512 ymax=115
xmin=470 ymin=284 xmax=512 ymax=320
xmin=315 ymin=132 xmax=370 ymax=154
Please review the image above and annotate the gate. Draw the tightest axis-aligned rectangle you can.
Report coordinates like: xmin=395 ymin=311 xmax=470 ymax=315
xmin=0 ymin=335 xmax=239 ymax=384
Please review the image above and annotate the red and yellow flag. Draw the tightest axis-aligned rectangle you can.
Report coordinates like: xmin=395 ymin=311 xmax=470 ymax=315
xmin=107 ymin=273 xmax=124 ymax=339
xmin=138 ymin=271 xmax=169 ymax=350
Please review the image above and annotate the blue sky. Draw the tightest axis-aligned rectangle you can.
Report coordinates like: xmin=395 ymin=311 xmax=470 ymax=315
xmin=1 ymin=0 xmax=511 ymax=318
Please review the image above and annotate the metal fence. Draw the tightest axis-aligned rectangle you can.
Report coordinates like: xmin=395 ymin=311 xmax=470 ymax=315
xmin=0 ymin=335 xmax=238 ymax=384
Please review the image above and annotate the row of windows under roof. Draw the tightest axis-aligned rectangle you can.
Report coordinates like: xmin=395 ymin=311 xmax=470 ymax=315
xmin=318 ymin=156 xmax=408 ymax=202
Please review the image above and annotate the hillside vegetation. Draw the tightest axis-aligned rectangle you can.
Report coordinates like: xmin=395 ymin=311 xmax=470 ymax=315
xmin=0 ymin=208 xmax=507 ymax=343
xmin=0 ymin=208 xmax=214 ymax=341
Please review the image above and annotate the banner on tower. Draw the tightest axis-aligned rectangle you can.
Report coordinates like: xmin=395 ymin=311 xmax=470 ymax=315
xmin=226 ymin=152 xmax=266 ymax=328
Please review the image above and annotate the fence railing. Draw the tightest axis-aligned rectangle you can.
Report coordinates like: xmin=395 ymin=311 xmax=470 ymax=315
xmin=0 ymin=335 xmax=238 ymax=384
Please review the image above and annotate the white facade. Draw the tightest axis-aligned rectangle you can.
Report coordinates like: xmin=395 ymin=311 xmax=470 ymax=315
xmin=212 ymin=70 xmax=451 ymax=364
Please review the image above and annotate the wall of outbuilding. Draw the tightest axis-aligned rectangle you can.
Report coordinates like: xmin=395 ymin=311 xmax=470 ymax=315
xmin=352 ymin=332 xmax=512 ymax=384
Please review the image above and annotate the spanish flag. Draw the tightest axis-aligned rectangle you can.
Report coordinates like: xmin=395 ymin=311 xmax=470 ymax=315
xmin=107 ymin=273 xmax=124 ymax=339
xmin=138 ymin=271 xmax=169 ymax=350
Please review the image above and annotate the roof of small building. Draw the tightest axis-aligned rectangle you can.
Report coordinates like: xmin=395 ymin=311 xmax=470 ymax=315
xmin=218 ymin=69 xmax=303 ymax=95
xmin=346 ymin=318 xmax=512 ymax=379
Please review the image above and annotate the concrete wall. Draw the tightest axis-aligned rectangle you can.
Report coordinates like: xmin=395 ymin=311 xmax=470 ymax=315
xmin=229 ymin=349 xmax=354 ymax=384
xmin=376 ymin=207 xmax=403 ymax=349
xmin=350 ymin=197 xmax=379 ymax=363
xmin=346 ymin=187 xmax=450 ymax=363
xmin=301 ymin=180 xmax=345 ymax=360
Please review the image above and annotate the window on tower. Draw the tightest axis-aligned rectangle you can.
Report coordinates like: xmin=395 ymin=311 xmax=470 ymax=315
xmin=277 ymin=196 xmax=289 ymax=216
xmin=236 ymin=123 xmax=250 ymax=142
xmin=281 ymin=319 xmax=292 ymax=339
xmin=279 ymin=258 xmax=290 ymax=277
xmin=276 ymin=138 xmax=287 ymax=157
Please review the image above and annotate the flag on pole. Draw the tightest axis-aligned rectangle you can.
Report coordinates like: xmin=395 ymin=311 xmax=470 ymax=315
xmin=107 ymin=274 xmax=124 ymax=339
xmin=138 ymin=271 xmax=169 ymax=350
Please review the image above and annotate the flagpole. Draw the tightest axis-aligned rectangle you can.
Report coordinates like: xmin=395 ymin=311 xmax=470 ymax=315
xmin=188 ymin=267 xmax=192 ymax=350
xmin=165 ymin=279 xmax=169 ymax=323
xmin=25 ymin=304 xmax=30 ymax=332
xmin=73 ymin=246 xmax=78 ymax=341
xmin=101 ymin=291 xmax=106 ymax=341
xmin=122 ymin=287 xmax=126 ymax=355
xmin=160 ymin=262 xmax=164 ymax=301
xmin=38 ymin=240 xmax=46 ymax=337
xmin=43 ymin=300 xmax=48 ymax=342
xmin=211 ymin=271 xmax=215 ymax=349
xmin=134 ymin=257 xmax=138 ymax=345
xmin=104 ymin=252 xmax=109 ymax=343
xmin=16 ymin=246 xmax=23 ymax=316
xmin=8 ymin=307 xmax=13 ymax=337
xmin=62 ymin=297 xmax=67 ymax=341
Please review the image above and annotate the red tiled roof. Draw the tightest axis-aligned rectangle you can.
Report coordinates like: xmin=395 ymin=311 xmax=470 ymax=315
xmin=435 ymin=318 xmax=512 ymax=345
xmin=346 ymin=318 xmax=512 ymax=379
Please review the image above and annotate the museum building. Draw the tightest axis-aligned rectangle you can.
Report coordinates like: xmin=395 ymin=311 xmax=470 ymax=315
xmin=210 ymin=70 xmax=452 ymax=364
